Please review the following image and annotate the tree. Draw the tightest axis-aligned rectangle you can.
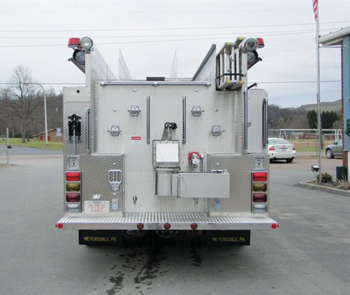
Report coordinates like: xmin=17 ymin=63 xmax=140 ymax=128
xmin=321 ymin=111 xmax=338 ymax=129
xmin=0 ymin=65 xmax=42 ymax=142
xmin=307 ymin=110 xmax=318 ymax=129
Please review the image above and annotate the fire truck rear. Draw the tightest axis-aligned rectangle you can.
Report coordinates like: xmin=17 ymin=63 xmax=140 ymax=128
xmin=56 ymin=36 xmax=279 ymax=246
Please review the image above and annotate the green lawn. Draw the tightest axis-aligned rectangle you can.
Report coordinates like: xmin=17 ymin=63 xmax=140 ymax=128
xmin=291 ymin=139 xmax=333 ymax=154
xmin=0 ymin=138 xmax=63 ymax=150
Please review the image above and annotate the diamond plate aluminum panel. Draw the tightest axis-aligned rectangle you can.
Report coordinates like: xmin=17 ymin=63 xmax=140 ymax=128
xmin=79 ymin=154 xmax=124 ymax=214
xmin=63 ymin=87 xmax=91 ymax=156
xmin=207 ymin=153 xmax=269 ymax=217
xmin=57 ymin=212 xmax=277 ymax=230
xmin=92 ymin=83 xmax=249 ymax=214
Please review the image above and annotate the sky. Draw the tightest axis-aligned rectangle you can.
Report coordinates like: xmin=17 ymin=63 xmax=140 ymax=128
xmin=0 ymin=0 xmax=349 ymax=108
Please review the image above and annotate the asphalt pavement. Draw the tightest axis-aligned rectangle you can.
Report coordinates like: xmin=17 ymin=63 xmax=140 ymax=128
xmin=0 ymin=148 xmax=349 ymax=295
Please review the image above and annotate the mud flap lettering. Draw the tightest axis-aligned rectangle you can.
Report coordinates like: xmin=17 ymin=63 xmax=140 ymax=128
xmin=79 ymin=230 xmax=123 ymax=246
xmin=206 ymin=230 xmax=251 ymax=246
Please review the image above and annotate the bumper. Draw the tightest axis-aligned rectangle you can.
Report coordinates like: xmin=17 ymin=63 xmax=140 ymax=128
xmin=56 ymin=212 xmax=279 ymax=230
xmin=269 ymin=151 xmax=296 ymax=159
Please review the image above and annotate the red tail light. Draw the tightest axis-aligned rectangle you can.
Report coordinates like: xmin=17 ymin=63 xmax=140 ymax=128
xmin=137 ymin=223 xmax=144 ymax=230
xmin=253 ymin=172 xmax=267 ymax=182
xmin=66 ymin=193 xmax=80 ymax=202
xmin=269 ymin=146 xmax=275 ymax=151
xmin=66 ymin=172 xmax=81 ymax=181
xmin=164 ymin=223 xmax=171 ymax=230
xmin=253 ymin=193 xmax=267 ymax=202
xmin=191 ymin=223 xmax=198 ymax=230
xmin=292 ymin=147 xmax=296 ymax=151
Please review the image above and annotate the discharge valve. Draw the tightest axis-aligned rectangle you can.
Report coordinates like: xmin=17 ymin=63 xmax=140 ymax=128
xmin=189 ymin=152 xmax=202 ymax=168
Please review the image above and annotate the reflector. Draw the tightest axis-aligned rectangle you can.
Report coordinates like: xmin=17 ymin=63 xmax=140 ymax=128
xmin=164 ymin=223 xmax=171 ymax=230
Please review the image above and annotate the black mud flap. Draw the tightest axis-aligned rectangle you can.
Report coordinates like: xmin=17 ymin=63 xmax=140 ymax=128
xmin=79 ymin=230 xmax=123 ymax=246
xmin=206 ymin=230 xmax=251 ymax=246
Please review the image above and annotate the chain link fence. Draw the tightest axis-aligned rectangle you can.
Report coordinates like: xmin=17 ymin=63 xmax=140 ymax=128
xmin=268 ymin=129 xmax=342 ymax=153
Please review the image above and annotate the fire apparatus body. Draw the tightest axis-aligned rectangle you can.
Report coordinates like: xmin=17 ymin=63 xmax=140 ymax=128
xmin=56 ymin=36 xmax=278 ymax=246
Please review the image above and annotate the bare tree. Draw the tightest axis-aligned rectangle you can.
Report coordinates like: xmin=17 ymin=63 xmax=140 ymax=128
xmin=0 ymin=65 xmax=42 ymax=142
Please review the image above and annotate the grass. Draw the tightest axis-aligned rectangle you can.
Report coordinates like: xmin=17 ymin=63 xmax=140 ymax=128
xmin=0 ymin=138 xmax=336 ymax=153
xmin=0 ymin=138 xmax=63 ymax=150
xmin=290 ymin=139 xmax=334 ymax=154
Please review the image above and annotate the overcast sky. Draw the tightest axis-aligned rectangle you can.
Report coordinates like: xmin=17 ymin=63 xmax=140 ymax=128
xmin=0 ymin=0 xmax=349 ymax=108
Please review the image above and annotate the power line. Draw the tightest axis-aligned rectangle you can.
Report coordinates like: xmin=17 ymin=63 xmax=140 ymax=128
xmin=0 ymin=6 xmax=347 ymax=14
xmin=0 ymin=27 xmax=345 ymax=40
xmin=0 ymin=21 xmax=347 ymax=33
xmin=0 ymin=30 xmax=332 ymax=48
xmin=0 ymin=29 xmax=318 ymax=40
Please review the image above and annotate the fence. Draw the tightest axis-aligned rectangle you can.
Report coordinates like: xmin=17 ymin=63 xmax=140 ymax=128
xmin=268 ymin=129 xmax=342 ymax=151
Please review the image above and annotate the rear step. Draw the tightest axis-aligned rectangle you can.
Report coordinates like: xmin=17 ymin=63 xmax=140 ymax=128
xmin=56 ymin=212 xmax=278 ymax=230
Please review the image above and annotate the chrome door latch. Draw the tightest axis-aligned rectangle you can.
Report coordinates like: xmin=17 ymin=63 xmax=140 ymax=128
xmin=191 ymin=105 xmax=205 ymax=117
xmin=211 ymin=125 xmax=225 ymax=136
xmin=128 ymin=105 xmax=141 ymax=117
xmin=108 ymin=125 xmax=121 ymax=136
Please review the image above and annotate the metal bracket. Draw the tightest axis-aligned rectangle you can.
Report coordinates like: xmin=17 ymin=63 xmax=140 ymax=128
xmin=108 ymin=125 xmax=121 ymax=136
xmin=128 ymin=105 xmax=141 ymax=117
xmin=108 ymin=170 xmax=123 ymax=192
xmin=211 ymin=125 xmax=225 ymax=136
xmin=191 ymin=105 xmax=205 ymax=117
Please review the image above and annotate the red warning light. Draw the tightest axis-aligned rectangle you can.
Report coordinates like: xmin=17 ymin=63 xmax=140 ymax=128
xmin=68 ymin=38 xmax=81 ymax=49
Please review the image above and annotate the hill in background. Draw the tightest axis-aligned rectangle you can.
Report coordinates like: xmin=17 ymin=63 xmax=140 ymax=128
xmin=299 ymin=99 xmax=341 ymax=112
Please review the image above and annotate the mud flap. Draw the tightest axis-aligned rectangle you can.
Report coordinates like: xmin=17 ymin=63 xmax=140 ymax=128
xmin=206 ymin=230 xmax=251 ymax=246
xmin=79 ymin=230 xmax=123 ymax=246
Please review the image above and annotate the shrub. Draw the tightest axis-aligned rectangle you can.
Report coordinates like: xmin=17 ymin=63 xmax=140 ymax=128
xmin=321 ymin=173 xmax=333 ymax=183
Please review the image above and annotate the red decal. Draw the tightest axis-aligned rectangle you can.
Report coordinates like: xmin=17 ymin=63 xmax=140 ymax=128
xmin=131 ymin=136 xmax=142 ymax=140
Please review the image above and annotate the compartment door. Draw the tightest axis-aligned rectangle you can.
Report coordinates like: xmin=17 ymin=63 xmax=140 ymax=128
xmin=247 ymin=89 xmax=268 ymax=154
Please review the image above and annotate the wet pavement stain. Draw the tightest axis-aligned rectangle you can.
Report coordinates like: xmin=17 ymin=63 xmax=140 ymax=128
xmin=105 ymin=239 xmax=204 ymax=294
xmin=190 ymin=246 xmax=203 ymax=267
xmin=106 ymin=271 xmax=125 ymax=295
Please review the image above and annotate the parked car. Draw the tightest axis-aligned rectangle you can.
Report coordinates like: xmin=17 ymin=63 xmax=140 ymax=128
xmin=325 ymin=139 xmax=343 ymax=159
xmin=268 ymin=138 xmax=296 ymax=163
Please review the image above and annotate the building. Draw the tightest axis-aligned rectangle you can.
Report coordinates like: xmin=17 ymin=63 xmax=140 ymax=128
xmin=320 ymin=27 xmax=350 ymax=177
xmin=33 ymin=128 xmax=63 ymax=142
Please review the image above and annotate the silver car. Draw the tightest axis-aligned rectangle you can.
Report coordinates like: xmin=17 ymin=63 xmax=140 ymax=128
xmin=268 ymin=138 xmax=296 ymax=163
xmin=325 ymin=139 xmax=343 ymax=159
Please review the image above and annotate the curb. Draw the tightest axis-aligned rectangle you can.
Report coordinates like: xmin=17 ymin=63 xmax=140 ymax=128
xmin=298 ymin=180 xmax=350 ymax=197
